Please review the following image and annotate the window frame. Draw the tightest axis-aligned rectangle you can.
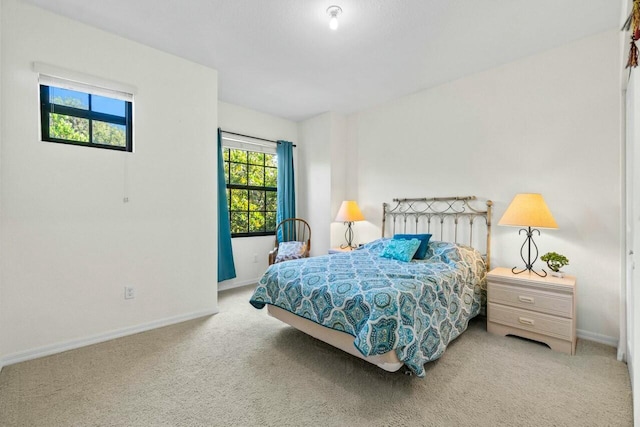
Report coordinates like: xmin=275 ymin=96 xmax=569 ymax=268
xmin=39 ymin=84 xmax=133 ymax=152
xmin=223 ymin=146 xmax=278 ymax=238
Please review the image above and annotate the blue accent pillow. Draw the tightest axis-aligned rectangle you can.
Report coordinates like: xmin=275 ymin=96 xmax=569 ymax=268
xmin=394 ymin=234 xmax=432 ymax=259
xmin=380 ymin=238 xmax=422 ymax=262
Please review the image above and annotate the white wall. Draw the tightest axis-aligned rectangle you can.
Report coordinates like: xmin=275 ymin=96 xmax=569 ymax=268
xmin=329 ymin=114 xmax=347 ymax=216
xmin=298 ymin=111 xmax=367 ymax=254
xmin=217 ymin=101 xmax=298 ymax=290
xmin=0 ymin=0 xmax=218 ymax=364
xmin=0 ymin=0 xmax=4 ymax=373
xmin=349 ymin=30 xmax=621 ymax=342
xmin=299 ymin=113 xmax=332 ymax=255
xmin=328 ymin=113 xmax=356 ymax=248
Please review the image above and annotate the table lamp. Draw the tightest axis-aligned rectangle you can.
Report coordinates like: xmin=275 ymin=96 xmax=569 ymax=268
xmin=498 ymin=193 xmax=558 ymax=277
xmin=335 ymin=201 xmax=365 ymax=249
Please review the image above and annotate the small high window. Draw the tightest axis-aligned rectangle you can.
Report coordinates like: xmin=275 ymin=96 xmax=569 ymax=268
xmin=39 ymin=79 xmax=133 ymax=152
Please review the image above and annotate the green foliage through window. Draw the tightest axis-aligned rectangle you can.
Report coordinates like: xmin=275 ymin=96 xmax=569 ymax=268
xmin=40 ymin=85 xmax=132 ymax=152
xmin=224 ymin=147 xmax=277 ymax=237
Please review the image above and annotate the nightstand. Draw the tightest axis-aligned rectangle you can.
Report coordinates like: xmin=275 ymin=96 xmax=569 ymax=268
xmin=328 ymin=247 xmax=354 ymax=254
xmin=487 ymin=267 xmax=577 ymax=355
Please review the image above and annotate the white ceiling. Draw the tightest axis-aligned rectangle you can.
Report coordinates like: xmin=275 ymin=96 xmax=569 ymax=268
xmin=24 ymin=0 xmax=620 ymax=121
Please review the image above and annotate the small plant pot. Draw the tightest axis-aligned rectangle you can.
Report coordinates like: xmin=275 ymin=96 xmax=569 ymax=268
xmin=549 ymin=270 xmax=565 ymax=278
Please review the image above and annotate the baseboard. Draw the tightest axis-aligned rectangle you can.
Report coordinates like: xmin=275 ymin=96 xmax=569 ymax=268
xmin=218 ymin=278 xmax=258 ymax=292
xmin=1 ymin=308 xmax=218 ymax=368
xmin=577 ymin=329 xmax=618 ymax=348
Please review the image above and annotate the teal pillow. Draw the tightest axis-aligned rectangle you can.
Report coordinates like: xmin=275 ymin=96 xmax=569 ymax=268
xmin=394 ymin=234 xmax=432 ymax=259
xmin=380 ymin=239 xmax=422 ymax=262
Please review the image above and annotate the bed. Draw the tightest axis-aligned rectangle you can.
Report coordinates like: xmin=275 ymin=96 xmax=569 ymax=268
xmin=249 ymin=196 xmax=492 ymax=377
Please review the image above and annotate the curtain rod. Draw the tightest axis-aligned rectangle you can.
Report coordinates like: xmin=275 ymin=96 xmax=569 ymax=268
xmin=220 ymin=129 xmax=297 ymax=147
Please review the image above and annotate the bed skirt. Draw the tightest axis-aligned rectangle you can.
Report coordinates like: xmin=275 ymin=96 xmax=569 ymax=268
xmin=267 ymin=305 xmax=404 ymax=372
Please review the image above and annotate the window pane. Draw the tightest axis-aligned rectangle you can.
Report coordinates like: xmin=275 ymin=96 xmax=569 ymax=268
xmin=223 ymin=161 xmax=230 ymax=184
xmin=248 ymin=152 xmax=264 ymax=165
xmin=92 ymin=95 xmax=126 ymax=117
xmin=42 ymin=84 xmax=132 ymax=152
xmin=250 ymin=190 xmax=265 ymax=210
xmin=230 ymin=189 xmax=248 ymax=211
xmin=229 ymin=149 xmax=247 ymax=163
xmin=265 ymin=212 xmax=277 ymax=232
xmin=265 ymin=167 xmax=277 ymax=187
xmin=92 ymin=121 xmax=126 ymax=147
xmin=223 ymin=147 xmax=278 ymax=236
xmin=230 ymin=212 xmax=248 ymax=234
xmin=229 ymin=163 xmax=247 ymax=185
xmin=248 ymin=165 xmax=265 ymax=186
xmin=49 ymin=113 xmax=89 ymax=142
xmin=266 ymin=191 xmax=277 ymax=211
xmin=50 ymin=87 xmax=89 ymax=110
xmin=265 ymin=154 xmax=276 ymax=167
xmin=249 ymin=212 xmax=266 ymax=233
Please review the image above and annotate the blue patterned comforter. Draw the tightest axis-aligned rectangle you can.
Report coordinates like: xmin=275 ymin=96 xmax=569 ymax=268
xmin=249 ymin=239 xmax=486 ymax=377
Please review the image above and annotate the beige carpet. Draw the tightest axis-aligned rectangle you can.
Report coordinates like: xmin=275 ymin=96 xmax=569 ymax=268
xmin=0 ymin=284 xmax=632 ymax=426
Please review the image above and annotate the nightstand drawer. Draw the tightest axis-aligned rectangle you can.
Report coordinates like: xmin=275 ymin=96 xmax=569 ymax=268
xmin=488 ymin=302 xmax=572 ymax=340
xmin=488 ymin=282 xmax=573 ymax=318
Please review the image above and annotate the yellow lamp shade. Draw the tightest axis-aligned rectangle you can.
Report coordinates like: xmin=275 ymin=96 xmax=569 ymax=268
xmin=335 ymin=201 xmax=365 ymax=222
xmin=498 ymin=193 xmax=558 ymax=229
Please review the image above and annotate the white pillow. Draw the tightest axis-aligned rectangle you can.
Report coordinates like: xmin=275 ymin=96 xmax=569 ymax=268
xmin=275 ymin=241 xmax=306 ymax=263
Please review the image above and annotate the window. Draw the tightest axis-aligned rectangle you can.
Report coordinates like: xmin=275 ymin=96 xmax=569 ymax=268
xmin=39 ymin=81 xmax=133 ymax=152
xmin=223 ymin=147 xmax=277 ymax=237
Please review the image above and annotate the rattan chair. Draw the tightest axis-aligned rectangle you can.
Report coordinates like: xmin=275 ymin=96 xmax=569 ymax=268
xmin=268 ymin=218 xmax=311 ymax=265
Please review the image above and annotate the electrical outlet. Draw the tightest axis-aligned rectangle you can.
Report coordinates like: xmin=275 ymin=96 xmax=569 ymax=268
xmin=124 ymin=286 xmax=135 ymax=300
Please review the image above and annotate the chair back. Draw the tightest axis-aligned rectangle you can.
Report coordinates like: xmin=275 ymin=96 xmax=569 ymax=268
xmin=275 ymin=218 xmax=311 ymax=252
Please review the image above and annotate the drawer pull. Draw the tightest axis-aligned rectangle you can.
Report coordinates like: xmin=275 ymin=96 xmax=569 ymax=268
xmin=518 ymin=317 xmax=535 ymax=326
xmin=518 ymin=296 xmax=535 ymax=304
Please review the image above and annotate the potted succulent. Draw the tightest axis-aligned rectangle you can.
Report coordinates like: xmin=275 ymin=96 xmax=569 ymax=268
xmin=541 ymin=252 xmax=569 ymax=278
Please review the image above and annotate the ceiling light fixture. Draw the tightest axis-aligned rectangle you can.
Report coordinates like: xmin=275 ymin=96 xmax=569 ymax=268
xmin=326 ymin=5 xmax=342 ymax=31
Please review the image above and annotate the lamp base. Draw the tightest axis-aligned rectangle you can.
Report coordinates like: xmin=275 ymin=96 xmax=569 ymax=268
xmin=511 ymin=266 xmax=547 ymax=278
xmin=339 ymin=244 xmax=357 ymax=249
xmin=340 ymin=221 xmax=357 ymax=249
xmin=512 ymin=227 xmax=547 ymax=278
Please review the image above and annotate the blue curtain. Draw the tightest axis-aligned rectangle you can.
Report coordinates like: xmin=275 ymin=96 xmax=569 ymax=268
xmin=217 ymin=128 xmax=236 ymax=282
xmin=276 ymin=140 xmax=296 ymax=241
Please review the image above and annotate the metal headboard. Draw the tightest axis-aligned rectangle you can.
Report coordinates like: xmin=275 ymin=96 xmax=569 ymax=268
xmin=382 ymin=196 xmax=493 ymax=270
